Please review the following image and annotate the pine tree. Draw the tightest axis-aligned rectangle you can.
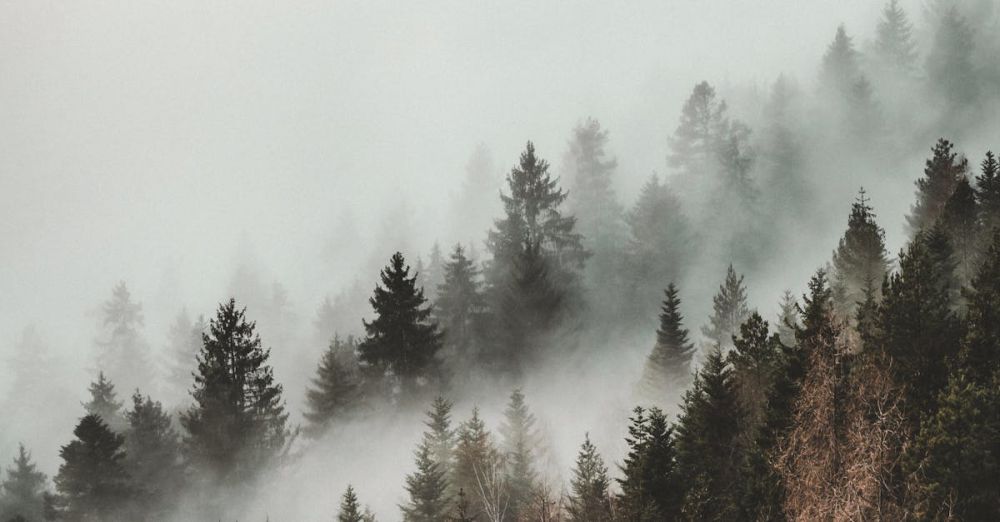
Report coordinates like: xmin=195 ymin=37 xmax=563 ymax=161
xmin=499 ymin=389 xmax=538 ymax=520
xmin=338 ymin=485 xmax=365 ymax=522
xmin=760 ymin=75 xmax=810 ymax=220
xmin=908 ymin=139 xmax=968 ymax=234
xmin=960 ymin=230 xmax=1000 ymax=382
xmin=425 ymin=243 xmax=446 ymax=302
xmin=819 ymin=25 xmax=861 ymax=97
xmin=675 ymin=351 xmax=742 ymax=520
xmin=164 ymin=309 xmax=206 ymax=406
xmin=729 ymin=312 xmax=782 ymax=439
xmin=668 ymin=81 xmax=728 ymax=175
xmin=776 ymin=290 xmax=799 ymax=348
xmin=82 ymin=372 xmax=125 ymax=432
xmin=831 ymin=188 xmax=889 ymax=319
xmin=615 ymin=407 xmax=679 ymax=521
xmin=304 ymin=335 xmax=362 ymax=437
xmin=566 ymin=434 xmax=611 ymax=522
xmin=401 ymin=441 xmax=451 ymax=522
xmin=123 ymin=392 xmax=183 ymax=519
xmin=639 ymin=284 xmax=695 ymax=403
xmin=624 ymin=175 xmax=691 ymax=327
xmin=423 ymin=397 xmax=456 ymax=480
xmin=54 ymin=415 xmax=133 ymax=521
xmin=359 ymin=252 xmax=443 ymax=396
xmin=977 ymin=151 xmax=1000 ymax=236
xmin=701 ymin=264 xmax=750 ymax=352
xmin=874 ymin=0 xmax=917 ymax=72
xmin=0 ymin=445 xmax=46 ymax=522
xmin=449 ymin=144 xmax=501 ymax=251
xmin=180 ymin=299 xmax=289 ymax=482
xmin=435 ymin=245 xmax=485 ymax=371
xmin=94 ymin=282 xmax=153 ymax=401
xmin=926 ymin=6 xmax=978 ymax=106
xmin=453 ymin=408 xmax=497 ymax=519
xmin=940 ymin=176 xmax=980 ymax=285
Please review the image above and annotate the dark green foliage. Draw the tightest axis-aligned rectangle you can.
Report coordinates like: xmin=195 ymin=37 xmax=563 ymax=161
xmin=359 ymin=252 xmax=443 ymax=395
xmin=729 ymin=312 xmax=782 ymax=439
xmin=566 ymin=435 xmax=611 ymax=522
xmin=874 ymin=0 xmax=917 ymax=72
xmin=940 ymin=176 xmax=980 ymax=285
xmin=499 ymin=389 xmax=538 ymax=520
xmin=616 ymin=407 xmax=679 ymax=521
xmin=960 ymin=230 xmax=1000 ymax=382
xmin=304 ymin=335 xmax=362 ymax=437
xmin=435 ymin=245 xmax=486 ymax=371
xmin=82 ymin=372 xmax=125 ymax=433
xmin=180 ymin=299 xmax=289 ymax=482
xmin=909 ymin=370 xmax=1000 ymax=520
xmin=831 ymin=188 xmax=889 ymax=319
xmin=401 ymin=441 xmax=451 ymax=522
xmin=338 ymin=485 xmax=364 ymax=522
xmin=123 ymin=392 xmax=183 ymax=517
xmin=639 ymin=284 xmax=695 ymax=402
xmin=0 ymin=445 xmax=46 ymax=522
xmin=877 ymin=232 xmax=963 ymax=418
xmin=701 ymin=264 xmax=750 ymax=352
xmin=907 ymin=138 xmax=968 ymax=234
xmin=675 ymin=351 xmax=742 ymax=520
xmin=54 ymin=415 xmax=133 ymax=521
xmin=977 ymin=151 xmax=1000 ymax=235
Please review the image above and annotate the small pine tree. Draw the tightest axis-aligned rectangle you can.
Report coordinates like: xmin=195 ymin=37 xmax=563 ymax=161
xmin=94 ymin=282 xmax=153 ymax=398
xmin=54 ymin=415 xmax=133 ymax=521
xmin=907 ymin=138 xmax=968 ymax=234
xmin=123 ymin=392 xmax=183 ymax=517
xmin=639 ymin=284 xmax=695 ymax=403
xmin=616 ymin=407 xmax=679 ymax=520
xmin=304 ymin=335 xmax=362 ymax=437
xmin=831 ymin=188 xmax=890 ymax=319
xmin=338 ymin=485 xmax=365 ymax=522
xmin=566 ymin=434 xmax=612 ymax=522
xmin=359 ymin=252 xmax=443 ymax=395
xmin=0 ymin=445 xmax=47 ymax=522
xmin=977 ymin=151 xmax=1000 ymax=236
xmin=776 ymin=290 xmax=799 ymax=347
xmin=499 ymin=389 xmax=539 ymax=520
xmin=401 ymin=441 xmax=451 ymax=522
xmin=82 ymin=372 xmax=125 ymax=432
xmin=701 ymin=264 xmax=750 ymax=352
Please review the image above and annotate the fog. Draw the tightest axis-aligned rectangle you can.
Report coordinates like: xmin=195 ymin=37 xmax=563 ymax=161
xmin=2 ymin=0 xmax=999 ymax=520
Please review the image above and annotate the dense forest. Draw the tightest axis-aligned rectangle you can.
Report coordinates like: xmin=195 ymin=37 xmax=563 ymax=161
xmin=4 ymin=0 xmax=1000 ymax=521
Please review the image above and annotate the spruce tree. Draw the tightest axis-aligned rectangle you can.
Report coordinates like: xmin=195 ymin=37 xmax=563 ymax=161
xmin=304 ymin=335 xmax=362 ymax=437
xmin=164 ymin=310 xmax=206 ymax=406
xmin=729 ymin=312 xmax=782 ymax=439
xmin=123 ymin=392 xmax=183 ymax=517
xmin=977 ymin=151 xmax=1000 ymax=236
xmin=907 ymin=138 xmax=968 ymax=234
xmin=940 ymin=176 xmax=980 ymax=285
xmin=401 ymin=441 xmax=451 ymax=522
xmin=566 ymin=434 xmax=612 ymax=522
xmin=668 ymin=81 xmax=727 ymax=175
xmin=674 ymin=351 xmax=742 ymax=520
xmin=423 ymin=397 xmax=456 ymax=481
xmin=776 ymin=290 xmax=799 ymax=348
xmin=701 ymin=264 xmax=750 ymax=352
xmin=499 ymin=389 xmax=538 ymax=520
xmin=819 ymin=25 xmax=861 ymax=97
xmin=424 ymin=242 xmax=446 ymax=302
xmin=452 ymin=408 xmax=497 ymax=518
xmin=94 ymin=282 xmax=153 ymax=397
xmin=616 ymin=407 xmax=679 ymax=521
xmin=874 ymin=0 xmax=917 ymax=72
xmin=926 ymin=6 xmax=978 ymax=106
xmin=0 ymin=445 xmax=46 ymax=522
xmin=82 ymin=372 xmax=125 ymax=432
xmin=359 ymin=252 xmax=443 ymax=395
xmin=338 ymin=485 xmax=365 ymax=522
xmin=960 ymin=230 xmax=1000 ymax=382
xmin=435 ymin=245 xmax=485 ymax=371
xmin=54 ymin=415 xmax=133 ymax=521
xmin=831 ymin=188 xmax=889 ymax=319
xmin=180 ymin=298 xmax=289 ymax=482
xmin=639 ymin=284 xmax=695 ymax=403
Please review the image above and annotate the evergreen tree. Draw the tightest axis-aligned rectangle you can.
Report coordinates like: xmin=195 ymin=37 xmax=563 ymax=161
xmin=498 ymin=389 xmax=538 ymax=520
xmin=94 ymin=282 xmax=153 ymax=402
xmin=926 ymin=6 xmax=978 ymax=106
xmin=401 ymin=441 xmax=451 ymax=522
xmin=180 ymin=299 xmax=289 ymax=482
xmin=359 ymin=252 xmax=443 ymax=395
xmin=423 ymin=397 xmax=456 ymax=481
xmin=304 ymin=335 xmax=362 ymax=437
xmin=674 ymin=351 xmax=742 ymax=520
xmin=977 ymin=151 xmax=1000 ymax=236
xmin=940 ymin=176 xmax=980 ymax=285
xmin=701 ymin=264 xmax=750 ymax=352
xmin=668 ymin=81 xmax=728 ymax=176
xmin=566 ymin=435 xmax=611 ymax=522
xmin=616 ymin=407 xmax=680 ymax=521
xmin=164 ymin=309 xmax=206 ymax=406
xmin=760 ymin=75 xmax=810 ymax=220
xmin=0 ymin=445 xmax=46 ymax=522
xmin=425 ymin=243 xmax=446 ymax=302
xmin=449 ymin=488 xmax=475 ymax=522
xmin=54 ymin=415 xmax=133 ymax=521
xmin=338 ymin=485 xmax=365 ymax=522
xmin=960 ymin=230 xmax=1000 ymax=382
xmin=449 ymin=144 xmax=501 ymax=251
xmin=486 ymin=142 xmax=585 ymax=376
xmin=452 ymin=408 xmax=497 ymax=519
xmin=639 ymin=284 xmax=696 ymax=403
xmin=623 ymin=175 xmax=691 ymax=327
xmin=908 ymin=138 xmax=968 ymax=234
xmin=435 ymin=245 xmax=485 ymax=371
xmin=729 ymin=312 xmax=782 ymax=439
xmin=123 ymin=392 xmax=183 ymax=519
xmin=819 ymin=25 xmax=861 ymax=97
xmin=874 ymin=0 xmax=917 ymax=72
xmin=776 ymin=290 xmax=799 ymax=348
xmin=82 ymin=372 xmax=125 ymax=432
xmin=831 ymin=188 xmax=890 ymax=319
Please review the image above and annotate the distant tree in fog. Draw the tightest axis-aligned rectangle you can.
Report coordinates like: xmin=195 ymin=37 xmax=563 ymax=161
xmin=926 ymin=6 xmax=978 ymax=107
xmin=435 ymin=245 xmax=486 ymax=374
xmin=164 ymin=309 xmax=206 ymax=407
xmin=907 ymin=138 xmax=967 ymax=234
xmin=338 ymin=485 xmax=365 ymax=522
xmin=359 ymin=252 xmax=443 ymax=397
xmin=180 ymin=299 xmax=289 ymax=482
xmin=94 ymin=282 xmax=153 ymax=398
xmin=977 ymin=151 xmax=1000 ymax=237
xmin=450 ymin=144 xmax=500 ymax=247
xmin=0 ymin=445 xmax=47 ymax=522
xmin=639 ymin=284 xmax=696 ymax=403
xmin=424 ymin=242 xmax=446 ymax=302
xmin=452 ymin=408 xmax=499 ymax=519
xmin=819 ymin=25 xmax=861 ymax=97
xmin=701 ymin=264 xmax=750 ymax=353
xmin=776 ymin=290 xmax=799 ymax=348
xmin=54 ymin=415 xmax=133 ymax=521
xmin=873 ymin=0 xmax=917 ymax=73
xmin=304 ymin=334 xmax=363 ymax=437
xmin=831 ymin=188 xmax=889 ymax=320
xmin=499 ymin=389 xmax=539 ymax=520
xmin=566 ymin=434 xmax=612 ymax=522
xmin=123 ymin=392 xmax=183 ymax=519
xmin=940 ymin=176 xmax=981 ymax=285
xmin=401 ymin=440 xmax=451 ymax=522
xmin=422 ymin=397 xmax=456 ymax=495
xmin=82 ymin=372 xmax=125 ymax=432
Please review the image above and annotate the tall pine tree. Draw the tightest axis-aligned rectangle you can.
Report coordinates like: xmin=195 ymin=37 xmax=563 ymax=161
xmin=401 ymin=441 xmax=451 ymax=522
xmin=304 ymin=335 xmax=363 ymax=437
xmin=0 ymin=445 xmax=46 ymax=522
xmin=639 ymin=284 xmax=696 ymax=404
xmin=54 ymin=415 xmax=133 ymax=521
xmin=123 ymin=392 xmax=184 ymax=519
xmin=907 ymin=138 xmax=968 ymax=234
xmin=82 ymin=372 xmax=125 ymax=433
xmin=499 ymin=389 xmax=539 ymax=520
xmin=616 ymin=407 xmax=680 ymax=521
xmin=701 ymin=264 xmax=750 ymax=353
xmin=831 ymin=188 xmax=889 ymax=319
xmin=435 ymin=245 xmax=485 ymax=373
xmin=566 ymin=434 xmax=612 ymax=522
